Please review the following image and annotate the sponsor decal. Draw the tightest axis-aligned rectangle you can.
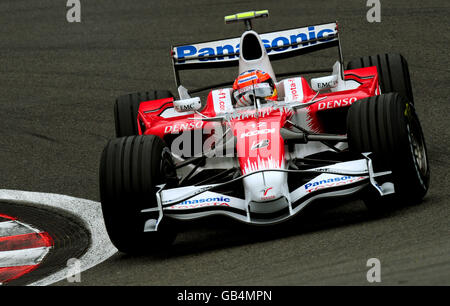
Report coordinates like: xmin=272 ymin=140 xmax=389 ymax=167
xmin=289 ymin=79 xmax=300 ymax=100
xmin=251 ymin=139 xmax=270 ymax=150
xmin=284 ymin=78 xmax=304 ymax=102
xmin=260 ymin=187 xmax=275 ymax=201
xmin=311 ymin=75 xmax=338 ymax=91
xmin=174 ymin=25 xmax=336 ymax=63
xmin=218 ymin=92 xmax=227 ymax=112
xmin=304 ymin=176 xmax=366 ymax=193
xmin=164 ymin=121 xmax=203 ymax=134
xmin=212 ymin=89 xmax=232 ymax=113
xmin=240 ymin=128 xmax=275 ymax=138
xmin=317 ymin=97 xmax=357 ymax=110
xmin=173 ymin=97 xmax=202 ymax=112
xmin=263 ymin=187 xmax=273 ymax=196
xmin=172 ymin=196 xmax=231 ymax=209
xmin=174 ymin=103 xmax=196 ymax=112
xmin=317 ymin=80 xmax=338 ymax=89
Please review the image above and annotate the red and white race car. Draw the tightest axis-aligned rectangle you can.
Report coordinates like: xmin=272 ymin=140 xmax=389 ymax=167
xmin=99 ymin=11 xmax=429 ymax=253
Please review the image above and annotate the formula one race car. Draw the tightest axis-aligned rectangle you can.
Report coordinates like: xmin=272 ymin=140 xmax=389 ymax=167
xmin=99 ymin=11 xmax=429 ymax=253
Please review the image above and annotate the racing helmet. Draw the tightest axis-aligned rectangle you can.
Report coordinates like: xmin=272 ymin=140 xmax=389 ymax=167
xmin=232 ymin=69 xmax=278 ymax=107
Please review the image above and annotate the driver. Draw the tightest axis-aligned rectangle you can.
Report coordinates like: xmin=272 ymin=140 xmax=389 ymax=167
xmin=232 ymin=69 xmax=278 ymax=107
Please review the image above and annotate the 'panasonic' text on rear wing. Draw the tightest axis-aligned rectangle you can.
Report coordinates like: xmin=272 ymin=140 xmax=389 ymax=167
xmin=170 ymin=21 xmax=343 ymax=93
xmin=172 ymin=22 xmax=338 ymax=66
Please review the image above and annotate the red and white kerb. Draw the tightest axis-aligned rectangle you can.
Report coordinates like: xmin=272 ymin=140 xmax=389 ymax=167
xmin=0 ymin=214 xmax=53 ymax=285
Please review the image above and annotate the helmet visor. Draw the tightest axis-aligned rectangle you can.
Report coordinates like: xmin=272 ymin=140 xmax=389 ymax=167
xmin=233 ymin=83 xmax=274 ymax=102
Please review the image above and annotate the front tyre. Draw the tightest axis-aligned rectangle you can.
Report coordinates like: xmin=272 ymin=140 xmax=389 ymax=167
xmin=99 ymin=135 xmax=177 ymax=253
xmin=347 ymin=93 xmax=429 ymax=211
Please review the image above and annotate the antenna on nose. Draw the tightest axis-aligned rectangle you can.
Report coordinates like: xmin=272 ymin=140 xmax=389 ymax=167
xmin=224 ymin=10 xmax=269 ymax=31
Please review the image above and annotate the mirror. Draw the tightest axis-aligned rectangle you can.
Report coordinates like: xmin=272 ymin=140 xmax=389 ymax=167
xmin=173 ymin=97 xmax=202 ymax=112
xmin=310 ymin=75 xmax=338 ymax=91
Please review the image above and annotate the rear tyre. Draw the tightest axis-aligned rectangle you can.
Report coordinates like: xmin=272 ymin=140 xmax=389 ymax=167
xmin=114 ymin=90 xmax=173 ymax=137
xmin=347 ymin=53 xmax=414 ymax=104
xmin=346 ymin=93 xmax=429 ymax=212
xmin=99 ymin=135 xmax=177 ymax=253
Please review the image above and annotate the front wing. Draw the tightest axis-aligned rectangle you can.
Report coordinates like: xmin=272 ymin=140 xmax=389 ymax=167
xmin=141 ymin=155 xmax=394 ymax=231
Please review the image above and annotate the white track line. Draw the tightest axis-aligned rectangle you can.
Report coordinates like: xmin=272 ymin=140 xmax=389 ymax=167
xmin=0 ymin=189 xmax=117 ymax=286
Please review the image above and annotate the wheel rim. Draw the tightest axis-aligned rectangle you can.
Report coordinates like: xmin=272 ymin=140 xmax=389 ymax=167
xmin=407 ymin=115 xmax=428 ymax=178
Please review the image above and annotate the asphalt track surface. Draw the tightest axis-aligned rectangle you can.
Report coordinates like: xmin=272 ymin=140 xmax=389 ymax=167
xmin=0 ymin=0 xmax=448 ymax=286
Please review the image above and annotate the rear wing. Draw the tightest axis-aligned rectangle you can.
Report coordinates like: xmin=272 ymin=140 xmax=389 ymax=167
xmin=171 ymin=21 xmax=343 ymax=92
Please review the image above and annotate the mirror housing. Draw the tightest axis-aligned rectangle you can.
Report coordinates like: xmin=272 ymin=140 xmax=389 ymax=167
xmin=173 ymin=97 xmax=202 ymax=113
xmin=311 ymin=75 xmax=338 ymax=91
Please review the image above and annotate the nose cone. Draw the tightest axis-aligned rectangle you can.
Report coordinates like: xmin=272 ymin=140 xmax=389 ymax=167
xmin=243 ymin=171 xmax=290 ymax=213
xmin=244 ymin=171 xmax=286 ymax=201
xmin=232 ymin=112 xmax=289 ymax=212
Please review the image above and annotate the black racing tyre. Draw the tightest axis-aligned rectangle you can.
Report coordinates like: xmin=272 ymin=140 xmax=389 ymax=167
xmin=99 ymin=135 xmax=177 ymax=253
xmin=347 ymin=93 xmax=429 ymax=211
xmin=114 ymin=90 xmax=173 ymax=137
xmin=347 ymin=53 xmax=414 ymax=104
